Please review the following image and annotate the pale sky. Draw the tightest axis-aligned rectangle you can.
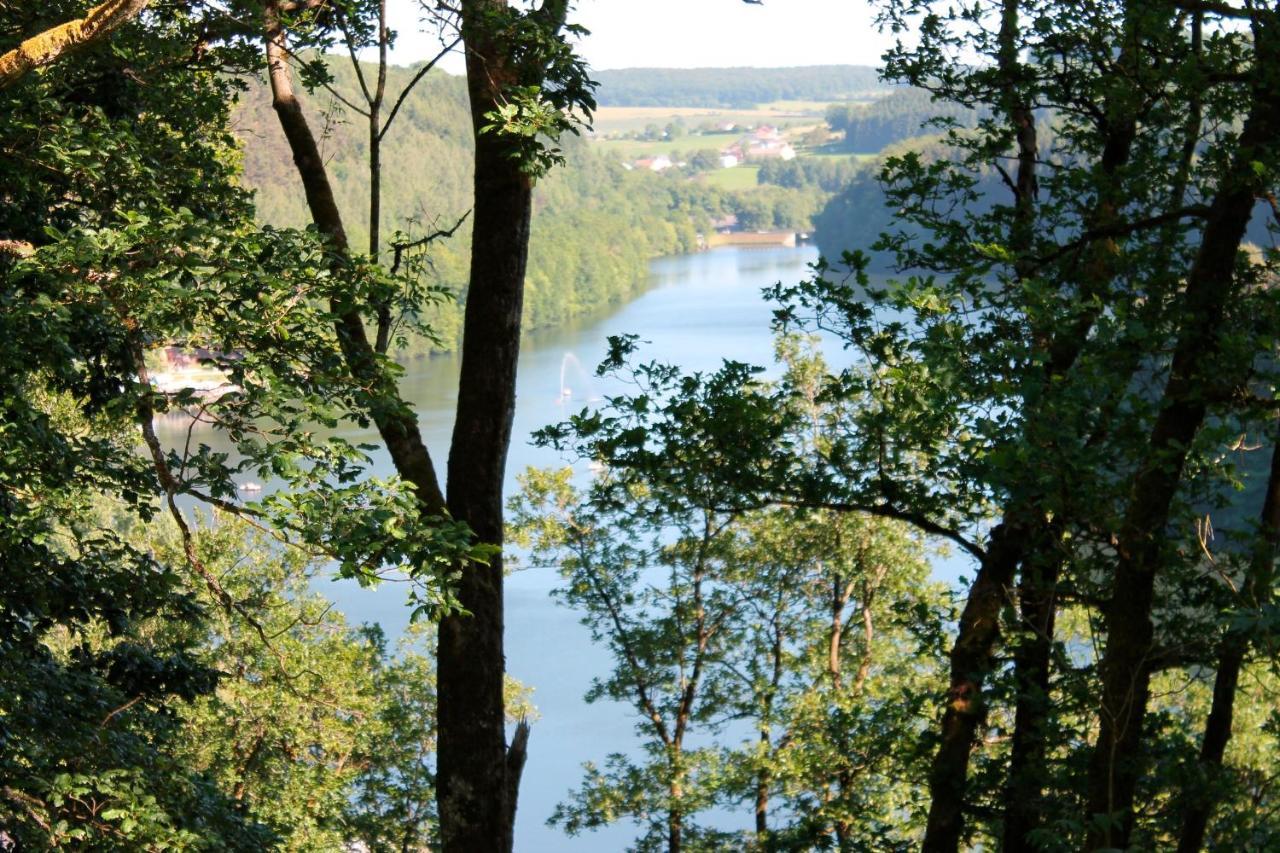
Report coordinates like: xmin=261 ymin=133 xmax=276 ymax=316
xmin=383 ymin=0 xmax=892 ymax=74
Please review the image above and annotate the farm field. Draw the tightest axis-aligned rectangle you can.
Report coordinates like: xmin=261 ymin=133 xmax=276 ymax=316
xmin=592 ymin=137 xmax=702 ymax=161
xmin=701 ymin=165 xmax=761 ymax=190
xmin=592 ymin=104 xmax=824 ymax=135
xmin=804 ymin=148 xmax=880 ymax=163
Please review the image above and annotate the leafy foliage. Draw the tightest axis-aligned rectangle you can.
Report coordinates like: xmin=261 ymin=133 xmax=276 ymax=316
xmin=518 ymin=341 xmax=953 ymax=849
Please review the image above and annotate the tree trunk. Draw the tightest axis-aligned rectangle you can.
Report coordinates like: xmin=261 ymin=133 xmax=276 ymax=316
xmin=754 ymin=731 xmax=769 ymax=837
xmin=1002 ymin=544 xmax=1062 ymax=852
xmin=921 ymin=4 xmax=1041 ymax=844
xmin=1176 ymin=424 xmax=1280 ymax=851
xmin=263 ymin=5 xmax=532 ymax=848
xmin=924 ymin=520 xmax=1024 ymax=851
xmin=668 ymin=768 xmax=684 ymax=853
xmin=1083 ymin=50 xmax=1279 ymax=848
xmin=263 ymin=9 xmax=447 ymax=515
xmin=993 ymin=6 xmax=1145 ymax=846
xmin=435 ymin=1 xmax=533 ymax=847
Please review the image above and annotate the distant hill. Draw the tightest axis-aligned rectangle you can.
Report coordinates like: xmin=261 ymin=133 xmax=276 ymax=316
xmin=824 ymin=87 xmax=981 ymax=154
xmin=592 ymin=65 xmax=889 ymax=108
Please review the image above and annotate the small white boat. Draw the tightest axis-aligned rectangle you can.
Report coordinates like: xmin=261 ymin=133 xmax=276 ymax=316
xmin=239 ymin=481 xmax=263 ymax=493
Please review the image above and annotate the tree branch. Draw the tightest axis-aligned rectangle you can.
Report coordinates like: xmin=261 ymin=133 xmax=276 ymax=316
xmin=0 ymin=0 xmax=149 ymax=90
xmin=379 ymin=36 xmax=462 ymax=143
xmin=389 ymin=210 xmax=470 ymax=275
xmin=1032 ymin=204 xmax=1211 ymax=268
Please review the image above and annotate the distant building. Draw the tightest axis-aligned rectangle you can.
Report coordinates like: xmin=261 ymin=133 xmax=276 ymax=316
xmin=746 ymin=140 xmax=797 ymax=161
xmin=710 ymin=214 xmax=739 ymax=233
xmin=754 ymin=125 xmax=781 ymax=141
xmin=634 ymin=155 xmax=674 ymax=172
xmin=718 ymin=153 xmax=740 ymax=169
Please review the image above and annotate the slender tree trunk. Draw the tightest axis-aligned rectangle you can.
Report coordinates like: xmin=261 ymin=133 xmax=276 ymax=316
xmin=755 ymin=725 xmax=770 ymax=837
xmin=1176 ymin=424 xmax=1280 ymax=852
xmin=825 ymin=567 xmax=853 ymax=848
xmin=1002 ymin=543 xmax=1062 ymax=852
xmin=368 ymin=0 xmax=386 ymax=261
xmin=924 ymin=520 xmax=1025 ymax=851
xmin=756 ymin=619 xmax=784 ymax=841
xmin=435 ymin=2 xmax=533 ymax=848
xmin=853 ymin=574 xmax=877 ymax=693
xmin=1175 ymin=646 xmax=1243 ymax=851
xmin=1084 ymin=52 xmax=1279 ymax=849
xmin=668 ymin=740 xmax=686 ymax=853
xmin=829 ymin=570 xmax=845 ymax=688
xmin=369 ymin=115 xmax=381 ymax=257
xmin=263 ymin=6 xmax=447 ymax=515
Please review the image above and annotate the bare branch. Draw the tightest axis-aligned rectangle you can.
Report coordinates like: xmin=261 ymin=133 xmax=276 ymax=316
xmin=390 ymin=210 xmax=470 ymax=275
xmin=379 ymin=36 xmax=462 ymax=142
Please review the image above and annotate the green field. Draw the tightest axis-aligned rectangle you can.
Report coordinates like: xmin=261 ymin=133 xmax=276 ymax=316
xmin=593 ymin=136 xmax=859 ymax=166
xmin=702 ymin=165 xmax=761 ymax=190
xmin=592 ymin=105 xmax=819 ymax=136
xmin=803 ymin=148 xmax=880 ymax=164
xmin=592 ymin=137 xmax=705 ymax=161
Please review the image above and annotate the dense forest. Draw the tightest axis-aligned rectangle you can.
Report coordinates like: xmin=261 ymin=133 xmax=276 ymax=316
xmin=592 ymin=65 xmax=887 ymax=108
xmin=4 ymin=1 xmax=1280 ymax=852
xmin=822 ymin=86 xmax=979 ymax=153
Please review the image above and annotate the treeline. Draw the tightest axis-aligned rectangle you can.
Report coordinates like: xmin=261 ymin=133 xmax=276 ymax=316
xmin=824 ymin=87 xmax=979 ymax=153
xmin=756 ymin=154 xmax=866 ymax=193
xmin=593 ymin=65 xmax=886 ymax=108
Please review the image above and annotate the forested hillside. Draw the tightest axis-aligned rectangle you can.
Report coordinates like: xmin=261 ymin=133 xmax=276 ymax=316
xmin=237 ymin=60 xmax=700 ymax=351
xmin=593 ymin=65 xmax=887 ymax=107
xmin=823 ymin=86 xmax=978 ymax=153
xmin=811 ymin=119 xmax=1275 ymax=269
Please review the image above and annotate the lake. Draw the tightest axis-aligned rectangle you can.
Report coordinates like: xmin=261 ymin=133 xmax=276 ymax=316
xmin=157 ymin=245 xmax=972 ymax=851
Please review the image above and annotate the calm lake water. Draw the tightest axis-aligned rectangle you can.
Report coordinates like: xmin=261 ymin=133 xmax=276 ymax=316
xmin=158 ymin=245 xmax=972 ymax=851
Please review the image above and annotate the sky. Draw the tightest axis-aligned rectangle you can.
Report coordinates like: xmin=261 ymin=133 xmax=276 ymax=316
xmin=381 ymin=0 xmax=894 ymax=74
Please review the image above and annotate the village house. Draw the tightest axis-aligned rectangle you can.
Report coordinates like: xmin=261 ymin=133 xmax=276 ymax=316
xmin=633 ymin=155 xmax=674 ymax=172
xmin=746 ymin=139 xmax=797 ymax=161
